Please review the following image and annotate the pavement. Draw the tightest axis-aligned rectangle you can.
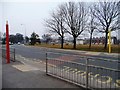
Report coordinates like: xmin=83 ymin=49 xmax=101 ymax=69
xmin=24 ymin=46 xmax=120 ymax=59
xmin=45 ymin=46 xmax=119 ymax=56
xmin=2 ymin=57 xmax=85 ymax=89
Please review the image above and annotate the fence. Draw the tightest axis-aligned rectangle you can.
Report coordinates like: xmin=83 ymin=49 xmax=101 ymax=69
xmin=46 ymin=52 xmax=120 ymax=89
xmin=1 ymin=48 xmax=16 ymax=62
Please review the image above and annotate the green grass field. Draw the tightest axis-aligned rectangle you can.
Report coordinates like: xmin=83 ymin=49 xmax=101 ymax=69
xmin=29 ymin=43 xmax=120 ymax=53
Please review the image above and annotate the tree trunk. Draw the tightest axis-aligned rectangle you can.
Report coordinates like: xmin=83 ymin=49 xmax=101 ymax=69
xmin=61 ymin=36 xmax=64 ymax=49
xmin=104 ymin=32 xmax=108 ymax=49
xmin=89 ymin=33 xmax=92 ymax=49
xmin=73 ymin=37 xmax=76 ymax=49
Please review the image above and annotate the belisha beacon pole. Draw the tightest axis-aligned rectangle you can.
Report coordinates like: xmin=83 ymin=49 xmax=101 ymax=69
xmin=6 ymin=21 xmax=10 ymax=63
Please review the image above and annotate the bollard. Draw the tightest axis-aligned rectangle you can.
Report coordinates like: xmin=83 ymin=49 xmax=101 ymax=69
xmin=46 ymin=52 xmax=48 ymax=74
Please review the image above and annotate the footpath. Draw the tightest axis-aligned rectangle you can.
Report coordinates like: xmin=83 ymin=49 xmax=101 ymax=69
xmin=2 ymin=57 xmax=85 ymax=89
xmin=26 ymin=46 xmax=119 ymax=58
xmin=52 ymin=48 xmax=119 ymax=58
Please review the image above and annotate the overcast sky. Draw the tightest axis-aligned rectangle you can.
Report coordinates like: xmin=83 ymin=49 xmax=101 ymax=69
xmin=1 ymin=2 xmax=61 ymax=37
xmin=0 ymin=0 xmax=119 ymax=39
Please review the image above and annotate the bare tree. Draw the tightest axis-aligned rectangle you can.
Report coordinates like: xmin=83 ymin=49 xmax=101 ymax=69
xmin=42 ymin=34 xmax=52 ymax=44
xmin=45 ymin=9 xmax=65 ymax=48
xmin=117 ymin=1 xmax=120 ymax=41
xmin=87 ymin=7 xmax=98 ymax=49
xmin=60 ymin=2 xmax=88 ymax=49
xmin=92 ymin=1 xmax=120 ymax=49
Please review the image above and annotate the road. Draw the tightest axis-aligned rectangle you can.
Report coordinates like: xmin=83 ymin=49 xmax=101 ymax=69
xmin=9 ymin=44 xmax=119 ymax=69
xmin=10 ymin=44 xmax=118 ymax=61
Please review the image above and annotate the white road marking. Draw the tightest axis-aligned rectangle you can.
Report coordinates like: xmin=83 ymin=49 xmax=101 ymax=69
xmin=12 ymin=64 xmax=40 ymax=72
xmin=86 ymin=52 xmax=100 ymax=55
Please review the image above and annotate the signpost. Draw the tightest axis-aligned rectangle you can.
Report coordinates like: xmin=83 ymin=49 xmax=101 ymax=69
xmin=6 ymin=21 xmax=10 ymax=63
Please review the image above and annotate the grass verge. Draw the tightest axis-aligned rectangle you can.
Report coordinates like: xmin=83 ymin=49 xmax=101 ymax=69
xmin=27 ymin=43 xmax=120 ymax=53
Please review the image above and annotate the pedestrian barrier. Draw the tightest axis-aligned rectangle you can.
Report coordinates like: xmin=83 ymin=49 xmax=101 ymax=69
xmin=1 ymin=48 xmax=15 ymax=62
xmin=46 ymin=52 xmax=120 ymax=89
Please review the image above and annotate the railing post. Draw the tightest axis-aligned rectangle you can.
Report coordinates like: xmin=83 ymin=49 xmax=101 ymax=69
xmin=46 ymin=52 xmax=48 ymax=74
xmin=86 ymin=58 xmax=89 ymax=89
xmin=14 ymin=48 xmax=15 ymax=62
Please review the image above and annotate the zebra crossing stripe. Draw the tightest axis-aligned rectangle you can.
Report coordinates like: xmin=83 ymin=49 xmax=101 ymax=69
xmin=114 ymin=80 xmax=120 ymax=87
xmin=76 ymin=70 xmax=85 ymax=75
xmin=96 ymin=76 xmax=112 ymax=83
xmin=116 ymin=80 xmax=120 ymax=84
xmin=80 ymin=72 xmax=86 ymax=76
xmin=94 ymin=74 xmax=113 ymax=83
xmin=47 ymin=63 xmax=57 ymax=67
xmin=75 ymin=70 xmax=81 ymax=74
xmin=65 ymin=68 xmax=73 ymax=72
xmin=72 ymin=70 xmax=75 ymax=73
xmin=61 ymin=66 xmax=70 ymax=71
xmin=95 ymin=74 xmax=100 ymax=78
xmin=63 ymin=66 xmax=80 ymax=73
xmin=63 ymin=66 xmax=69 ymax=68
xmin=88 ymin=72 xmax=94 ymax=79
xmin=62 ymin=66 xmax=79 ymax=73
xmin=61 ymin=66 xmax=114 ymax=84
xmin=74 ymin=69 xmax=78 ymax=71
xmin=72 ymin=69 xmax=78 ymax=73
xmin=114 ymin=83 xmax=120 ymax=88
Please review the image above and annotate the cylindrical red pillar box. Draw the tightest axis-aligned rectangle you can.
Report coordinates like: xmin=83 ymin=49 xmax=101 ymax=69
xmin=6 ymin=21 xmax=10 ymax=63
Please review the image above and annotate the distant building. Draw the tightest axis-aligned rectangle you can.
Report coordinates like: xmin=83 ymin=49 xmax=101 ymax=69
xmin=84 ymin=37 xmax=118 ymax=45
xmin=76 ymin=39 xmax=84 ymax=45
xmin=108 ymin=37 xmax=117 ymax=45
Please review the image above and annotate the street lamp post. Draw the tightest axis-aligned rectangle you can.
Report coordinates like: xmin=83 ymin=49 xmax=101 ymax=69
xmin=21 ymin=24 xmax=26 ymax=44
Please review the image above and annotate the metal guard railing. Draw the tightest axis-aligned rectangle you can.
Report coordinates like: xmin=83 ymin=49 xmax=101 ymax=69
xmin=46 ymin=52 xmax=120 ymax=89
xmin=1 ymin=48 xmax=16 ymax=62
